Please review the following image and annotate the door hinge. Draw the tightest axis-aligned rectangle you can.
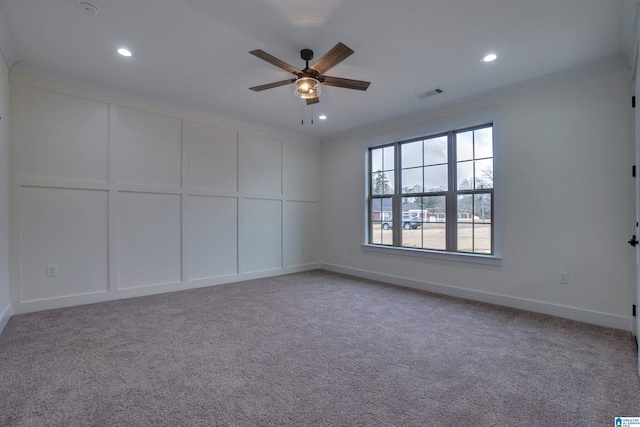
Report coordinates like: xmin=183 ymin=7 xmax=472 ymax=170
xmin=633 ymin=96 xmax=636 ymax=108
xmin=634 ymin=165 xmax=636 ymax=177
xmin=634 ymin=304 xmax=637 ymax=317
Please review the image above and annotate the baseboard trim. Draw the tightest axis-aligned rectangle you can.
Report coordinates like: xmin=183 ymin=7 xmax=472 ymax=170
xmin=0 ymin=303 xmax=12 ymax=336
xmin=320 ymin=263 xmax=633 ymax=332
xmin=12 ymin=264 xmax=321 ymax=315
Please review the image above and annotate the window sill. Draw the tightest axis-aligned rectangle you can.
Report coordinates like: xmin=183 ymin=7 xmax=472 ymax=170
xmin=361 ymin=244 xmax=502 ymax=266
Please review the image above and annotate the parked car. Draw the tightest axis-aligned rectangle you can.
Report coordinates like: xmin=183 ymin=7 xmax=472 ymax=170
xmin=381 ymin=214 xmax=422 ymax=230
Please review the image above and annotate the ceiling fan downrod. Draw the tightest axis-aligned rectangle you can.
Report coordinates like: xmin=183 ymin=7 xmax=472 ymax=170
xmin=301 ymin=49 xmax=313 ymax=70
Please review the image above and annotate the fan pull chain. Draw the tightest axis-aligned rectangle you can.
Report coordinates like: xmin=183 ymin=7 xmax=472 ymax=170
xmin=300 ymin=102 xmax=315 ymax=125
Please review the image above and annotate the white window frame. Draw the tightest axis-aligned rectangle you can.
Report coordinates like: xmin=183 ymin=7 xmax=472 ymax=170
xmin=362 ymin=108 xmax=502 ymax=265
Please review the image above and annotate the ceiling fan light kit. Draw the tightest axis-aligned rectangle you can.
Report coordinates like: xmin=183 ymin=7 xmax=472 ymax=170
xmin=249 ymin=42 xmax=370 ymax=106
xmin=294 ymin=77 xmax=320 ymax=99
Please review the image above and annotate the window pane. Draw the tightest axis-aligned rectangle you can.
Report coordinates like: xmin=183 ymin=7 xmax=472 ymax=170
xmin=371 ymin=197 xmax=393 ymax=245
xmin=372 ymin=171 xmax=393 ymax=195
xmin=474 ymin=127 xmax=493 ymax=159
xmin=371 ymin=147 xmax=383 ymax=172
xmin=382 ymin=206 xmax=394 ymax=245
xmin=402 ymin=196 xmax=423 ymax=220
xmin=474 ymin=193 xmax=491 ymax=225
xmin=423 ymin=194 xmax=446 ymax=220
xmin=457 ymin=161 xmax=473 ymax=190
xmin=424 ymin=164 xmax=448 ymax=192
xmin=457 ymin=193 xmax=492 ymax=254
xmin=370 ymin=199 xmax=381 ymax=244
xmin=382 ymin=228 xmax=393 ymax=245
xmin=371 ymin=172 xmax=381 ymax=195
xmin=371 ymin=198 xmax=380 ymax=219
xmin=371 ymin=198 xmax=393 ymax=221
xmin=457 ymin=194 xmax=474 ymax=252
xmin=402 ymin=168 xmax=422 ymax=193
xmin=424 ymin=135 xmax=448 ymax=165
xmin=384 ymin=172 xmax=395 ymax=195
xmin=371 ymin=220 xmax=382 ymax=244
xmin=456 ymin=131 xmax=473 ymax=161
xmin=421 ymin=196 xmax=446 ymax=250
xmin=475 ymin=159 xmax=493 ymax=189
xmin=402 ymin=141 xmax=422 ymax=168
xmin=402 ymin=197 xmax=422 ymax=248
xmin=473 ymin=194 xmax=492 ymax=253
xmin=383 ymin=146 xmax=395 ymax=171
xmin=371 ymin=146 xmax=394 ymax=196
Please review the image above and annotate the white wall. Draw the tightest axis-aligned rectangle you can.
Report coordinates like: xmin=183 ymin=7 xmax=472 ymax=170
xmin=5 ymin=62 xmax=634 ymax=332
xmin=0 ymin=50 xmax=10 ymax=333
xmin=9 ymin=74 xmax=320 ymax=314
xmin=321 ymin=66 xmax=634 ymax=330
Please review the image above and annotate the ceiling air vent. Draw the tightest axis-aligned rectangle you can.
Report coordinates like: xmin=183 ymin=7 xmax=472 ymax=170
xmin=417 ymin=88 xmax=443 ymax=99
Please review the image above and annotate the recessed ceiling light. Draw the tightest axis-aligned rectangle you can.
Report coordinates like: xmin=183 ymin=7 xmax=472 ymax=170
xmin=319 ymin=115 xmax=327 ymax=120
xmin=483 ymin=53 xmax=497 ymax=62
xmin=117 ymin=48 xmax=132 ymax=57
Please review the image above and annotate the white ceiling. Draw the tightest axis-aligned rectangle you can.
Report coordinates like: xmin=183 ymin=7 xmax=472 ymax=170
xmin=0 ymin=0 xmax=634 ymax=142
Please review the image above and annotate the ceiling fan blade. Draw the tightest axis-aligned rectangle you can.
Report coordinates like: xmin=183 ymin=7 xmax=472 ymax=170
xmin=249 ymin=50 xmax=301 ymax=75
xmin=249 ymin=79 xmax=296 ymax=92
xmin=321 ymin=76 xmax=370 ymax=91
xmin=309 ymin=42 xmax=354 ymax=75
xmin=306 ymin=97 xmax=320 ymax=105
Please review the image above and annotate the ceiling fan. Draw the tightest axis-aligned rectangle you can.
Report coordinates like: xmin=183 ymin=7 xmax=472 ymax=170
xmin=249 ymin=42 xmax=370 ymax=105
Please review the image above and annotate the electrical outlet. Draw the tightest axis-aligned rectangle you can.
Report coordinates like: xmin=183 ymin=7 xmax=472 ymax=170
xmin=301 ymin=246 xmax=305 ymax=254
xmin=348 ymin=248 xmax=353 ymax=256
xmin=46 ymin=265 xmax=57 ymax=277
xmin=558 ymin=271 xmax=568 ymax=284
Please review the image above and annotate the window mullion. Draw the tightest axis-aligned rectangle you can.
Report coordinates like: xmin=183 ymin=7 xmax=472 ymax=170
xmin=490 ymin=189 xmax=494 ymax=254
xmin=367 ymin=152 xmax=373 ymax=244
xmin=393 ymin=142 xmax=402 ymax=246
xmin=367 ymin=196 xmax=373 ymax=244
xmin=447 ymin=131 xmax=457 ymax=251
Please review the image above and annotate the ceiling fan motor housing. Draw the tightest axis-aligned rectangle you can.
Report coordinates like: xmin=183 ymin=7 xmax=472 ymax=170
xmin=301 ymin=49 xmax=314 ymax=62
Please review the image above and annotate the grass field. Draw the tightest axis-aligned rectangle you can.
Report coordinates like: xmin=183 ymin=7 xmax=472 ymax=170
xmin=371 ymin=222 xmax=491 ymax=253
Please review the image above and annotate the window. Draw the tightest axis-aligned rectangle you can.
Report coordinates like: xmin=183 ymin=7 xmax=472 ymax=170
xmin=368 ymin=124 xmax=494 ymax=256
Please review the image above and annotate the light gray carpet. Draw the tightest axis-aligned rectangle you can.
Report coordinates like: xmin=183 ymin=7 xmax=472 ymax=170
xmin=0 ymin=270 xmax=639 ymax=426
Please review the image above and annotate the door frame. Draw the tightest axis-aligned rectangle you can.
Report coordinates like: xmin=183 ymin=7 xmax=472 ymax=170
xmin=631 ymin=0 xmax=640 ymax=375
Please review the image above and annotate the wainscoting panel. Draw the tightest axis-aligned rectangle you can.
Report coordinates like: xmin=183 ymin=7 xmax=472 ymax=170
xmin=283 ymin=142 xmax=319 ymax=200
xmin=238 ymin=133 xmax=282 ymax=196
xmin=284 ymin=201 xmax=319 ymax=268
xmin=117 ymin=192 xmax=182 ymax=289
xmin=20 ymin=186 xmax=109 ymax=302
xmin=116 ymin=106 xmax=182 ymax=188
xmin=187 ymin=195 xmax=238 ymax=281
xmin=185 ymin=120 xmax=238 ymax=192
xmin=20 ymin=86 xmax=109 ymax=183
xmin=240 ymin=198 xmax=282 ymax=274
